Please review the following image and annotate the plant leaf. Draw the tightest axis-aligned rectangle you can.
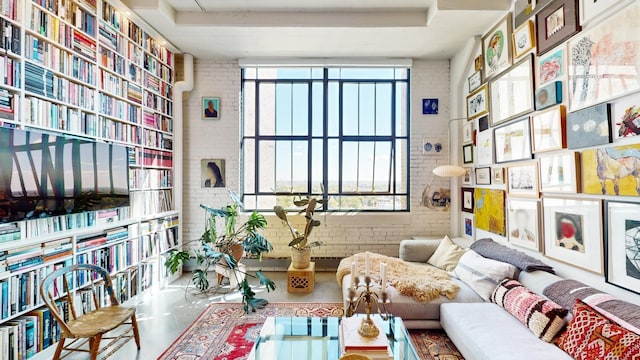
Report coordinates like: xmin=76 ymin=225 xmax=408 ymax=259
xmin=256 ymin=270 xmax=276 ymax=292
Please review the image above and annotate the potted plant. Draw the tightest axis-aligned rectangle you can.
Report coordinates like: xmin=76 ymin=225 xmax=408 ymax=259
xmin=273 ymin=196 xmax=324 ymax=269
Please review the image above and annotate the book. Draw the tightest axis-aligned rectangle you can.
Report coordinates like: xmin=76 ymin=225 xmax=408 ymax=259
xmin=339 ymin=317 xmax=392 ymax=360
xmin=340 ymin=316 xmax=389 ymax=351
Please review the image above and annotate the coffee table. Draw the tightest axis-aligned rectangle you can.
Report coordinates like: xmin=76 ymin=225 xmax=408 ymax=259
xmin=247 ymin=315 xmax=419 ymax=360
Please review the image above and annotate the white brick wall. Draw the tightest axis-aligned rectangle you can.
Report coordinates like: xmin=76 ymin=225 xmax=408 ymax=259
xmin=181 ymin=59 xmax=452 ymax=258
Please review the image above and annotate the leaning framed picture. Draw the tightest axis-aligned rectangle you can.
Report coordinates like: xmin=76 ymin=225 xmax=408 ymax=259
xmin=482 ymin=14 xmax=513 ymax=79
xmin=490 ymin=54 xmax=535 ymax=126
xmin=507 ymin=198 xmax=542 ymax=251
xmin=543 ymin=197 xmax=603 ymax=274
xmin=566 ymin=103 xmax=612 ymax=149
xmin=202 ymin=97 xmax=221 ymax=120
xmin=506 ymin=161 xmax=540 ymax=198
xmin=512 ymin=20 xmax=536 ymax=60
xmin=535 ymin=0 xmax=581 ymax=56
xmin=604 ymin=200 xmax=640 ymax=295
xmin=466 ymin=84 xmax=490 ymax=121
xmin=462 ymin=212 xmax=476 ymax=241
xmin=531 ymin=105 xmax=566 ymax=153
xmin=476 ymin=130 xmax=494 ymax=166
xmin=475 ymin=167 xmax=492 ymax=185
xmin=461 ymin=187 xmax=475 ymax=213
xmin=462 ymin=144 xmax=474 ymax=164
xmin=538 ymin=152 xmax=581 ymax=193
xmin=493 ymin=117 xmax=532 ymax=163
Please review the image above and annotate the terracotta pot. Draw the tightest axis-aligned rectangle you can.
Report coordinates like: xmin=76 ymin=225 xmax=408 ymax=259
xmin=291 ymin=247 xmax=311 ymax=269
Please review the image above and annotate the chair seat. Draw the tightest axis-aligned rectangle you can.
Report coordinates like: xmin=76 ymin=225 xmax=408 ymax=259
xmin=67 ymin=305 xmax=136 ymax=337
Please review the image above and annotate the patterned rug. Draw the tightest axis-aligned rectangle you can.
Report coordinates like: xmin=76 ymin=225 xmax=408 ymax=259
xmin=157 ymin=302 xmax=464 ymax=360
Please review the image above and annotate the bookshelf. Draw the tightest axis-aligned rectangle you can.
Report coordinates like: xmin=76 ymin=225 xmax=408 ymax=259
xmin=0 ymin=0 xmax=179 ymax=358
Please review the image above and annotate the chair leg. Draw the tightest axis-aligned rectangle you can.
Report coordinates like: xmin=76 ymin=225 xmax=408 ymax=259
xmin=89 ymin=334 xmax=102 ymax=360
xmin=131 ymin=314 xmax=141 ymax=349
xmin=53 ymin=338 xmax=65 ymax=360
xmin=217 ymin=273 xmax=224 ymax=285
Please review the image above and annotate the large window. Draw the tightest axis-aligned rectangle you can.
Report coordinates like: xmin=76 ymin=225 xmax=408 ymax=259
xmin=241 ymin=67 xmax=410 ymax=211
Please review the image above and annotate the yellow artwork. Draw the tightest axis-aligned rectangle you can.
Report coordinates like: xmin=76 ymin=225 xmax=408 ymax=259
xmin=582 ymin=144 xmax=640 ymax=196
xmin=474 ymin=188 xmax=506 ymax=236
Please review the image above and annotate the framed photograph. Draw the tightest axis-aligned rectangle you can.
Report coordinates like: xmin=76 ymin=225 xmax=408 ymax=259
xmin=489 ymin=54 xmax=535 ymax=126
xmin=604 ymin=200 xmax=640 ymax=295
xmin=422 ymin=98 xmax=439 ymax=115
xmin=474 ymin=55 xmax=483 ymax=72
xmin=475 ymin=167 xmax=492 ymax=185
xmin=568 ymin=3 xmax=640 ymax=111
xmin=537 ymin=46 xmax=565 ymax=86
xmin=531 ymin=105 xmax=566 ymax=153
xmin=202 ymin=97 xmax=221 ymax=120
xmin=612 ymin=94 xmax=640 ymax=140
xmin=506 ymin=161 xmax=540 ymax=198
xmin=478 ymin=115 xmax=490 ymax=132
xmin=581 ymin=0 xmax=625 ymax=25
xmin=539 ymin=152 xmax=581 ymax=193
xmin=493 ymin=167 xmax=505 ymax=184
xmin=462 ymin=167 xmax=474 ymax=186
xmin=535 ymin=0 xmax=581 ymax=56
xmin=468 ymin=71 xmax=482 ymax=93
xmin=462 ymin=187 xmax=475 ymax=213
xmin=507 ymin=198 xmax=542 ymax=251
xmin=514 ymin=0 xmax=536 ymax=28
xmin=543 ymin=197 xmax=603 ymax=274
xmin=482 ymin=14 xmax=513 ymax=79
xmin=474 ymin=188 xmax=506 ymax=236
xmin=466 ymin=84 xmax=489 ymax=121
xmin=462 ymin=213 xmax=476 ymax=241
xmin=512 ymin=20 xmax=536 ymax=59
xmin=566 ymin=103 xmax=612 ymax=149
xmin=201 ymin=159 xmax=226 ymax=188
xmin=476 ymin=130 xmax=494 ymax=166
xmin=493 ymin=117 xmax=533 ymax=163
xmin=462 ymin=144 xmax=474 ymax=164
xmin=534 ymin=81 xmax=562 ymax=111
xmin=582 ymin=143 xmax=640 ymax=197
xmin=463 ymin=122 xmax=474 ymax=144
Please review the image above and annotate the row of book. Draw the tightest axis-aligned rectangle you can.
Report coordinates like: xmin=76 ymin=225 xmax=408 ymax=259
xmin=99 ymin=68 xmax=143 ymax=105
xmin=143 ymin=127 xmax=173 ymax=150
xmin=2 ymin=238 xmax=72 ymax=276
xmin=0 ymin=88 xmax=16 ymax=119
xmin=144 ymin=72 xmax=172 ymax=99
xmin=143 ymin=53 xmax=172 ymax=83
xmin=25 ymin=62 xmax=95 ymax=110
xmin=75 ymin=226 xmax=128 ymax=251
xmin=130 ymin=189 xmax=173 ymax=217
xmin=130 ymin=168 xmax=173 ymax=190
xmin=0 ymin=0 xmax=19 ymax=21
xmin=23 ymin=96 xmax=95 ymax=133
xmin=99 ymin=92 xmax=140 ymax=122
xmin=144 ymin=92 xmax=172 ymax=115
xmin=0 ymin=55 xmax=20 ymax=88
xmin=127 ymin=81 xmax=142 ymax=104
xmin=0 ymin=223 xmax=21 ymax=245
xmin=76 ymin=241 xmax=136 ymax=275
xmin=1 ymin=306 xmax=62 ymax=359
xmin=134 ymin=148 xmax=173 ymax=168
xmin=33 ymin=0 xmax=96 ymax=37
xmin=26 ymin=34 xmax=96 ymax=85
xmin=22 ymin=207 xmax=129 ymax=238
xmin=143 ymin=110 xmax=173 ymax=133
xmin=98 ymin=45 xmax=126 ymax=78
xmin=1 ymin=17 xmax=20 ymax=54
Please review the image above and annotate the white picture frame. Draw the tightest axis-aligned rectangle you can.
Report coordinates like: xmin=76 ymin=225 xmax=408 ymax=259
xmin=490 ymin=54 xmax=535 ymax=126
xmin=538 ymin=152 xmax=580 ymax=193
xmin=507 ymin=198 xmax=542 ymax=251
xmin=462 ymin=167 xmax=474 ymax=186
xmin=463 ymin=122 xmax=474 ymax=144
xmin=462 ymin=213 xmax=476 ymax=241
xmin=506 ymin=161 xmax=539 ymax=198
xmin=605 ymin=200 xmax=640 ymax=295
xmin=476 ymin=130 xmax=494 ymax=166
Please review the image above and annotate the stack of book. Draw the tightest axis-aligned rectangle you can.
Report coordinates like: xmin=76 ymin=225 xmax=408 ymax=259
xmin=0 ymin=223 xmax=21 ymax=244
xmin=339 ymin=317 xmax=393 ymax=360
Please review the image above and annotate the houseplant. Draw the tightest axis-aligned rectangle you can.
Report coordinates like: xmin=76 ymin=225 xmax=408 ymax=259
xmin=274 ymin=196 xmax=324 ymax=269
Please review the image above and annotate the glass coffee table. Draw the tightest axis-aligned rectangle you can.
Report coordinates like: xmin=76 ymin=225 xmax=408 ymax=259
xmin=247 ymin=315 xmax=420 ymax=360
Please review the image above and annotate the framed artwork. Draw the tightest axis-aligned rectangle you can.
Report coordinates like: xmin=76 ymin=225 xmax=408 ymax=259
xmin=490 ymin=54 xmax=535 ymax=126
xmin=493 ymin=117 xmax=532 ymax=163
xmin=476 ymin=130 xmax=494 ymax=166
xmin=512 ymin=20 xmax=536 ymax=59
xmin=568 ymin=3 xmax=640 ymax=111
xmin=507 ymin=198 xmax=542 ymax=251
xmin=539 ymin=152 xmax=581 ymax=193
xmin=493 ymin=167 xmax=505 ymax=184
xmin=462 ymin=144 xmax=474 ymax=164
xmin=201 ymin=159 xmax=226 ymax=188
xmin=537 ymin=45 xmax=564 ymax=86
xmin=514 ymin=0 xmax=536 ymax=28
xmin=462 ymin=213 xmax=476 ymax=241
xmin=613 ymin=94 xmax=640 ymax=140
xmin=462 ymin=167 xmax=474 ymax=186
xmin=506 ymin=161 xmax=540 ymax=198
xmin=478 ymin=115 xmax=490 ymax=132
xmin=604 ymin=200 xmax=640 ymax=295
xmin=531 ymin=105 xmax=566 ymax=153
xmin=463 ymin=122 xmax=474 ymax=144
xmin=462 ymin=187 xmax=475 ymax=213
xmin=566 ymin=103 xmax=612 ymax=149
xmin=535 ymin=0 xmax=581 ymax=56
xmin=581 ymin=0 xmax=625 ymax=25
xmin=535 ymin=81 xmax=562 ymax=111
xmin=534 ymin=0 xmax=553 ymax=12
xmin=202 ymin=97 xmax=221 ymax=120
xmin=468 ymin=71 xmax=482 ymax=93
xmin=474 ymin=55 xmax=483 ymax=72
xmin=475 ymin=167 xmax=492 ymax=185
xmin=582 ymin=144 xmax=640 ymax=197
xmin=474 ymin=188 xmax=506 ymax=236
xmin=466 ymin=84 xmax=489 ymax=121
xmin=422 ymin=99 xmax=439 ymax=115
xmin=543 ymin=197 xmax=603 ymax=274
xmin=482 ymin=14 xmax=513 ymax=79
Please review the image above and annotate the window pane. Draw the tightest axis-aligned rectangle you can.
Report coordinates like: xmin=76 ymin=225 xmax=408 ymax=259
xmin=358 ymin=83 xmax=375 ymax=136
xmin=395 ymin=83 xmax=408 ymax=137
xmin=342 ymin=83 xmax=359 ymax=136
xmin=275 ymin=83 xmax=292 ymax=136
xmin=311 ymin=139 xmax=323 ymax=193
xmin=312 ymin=82 xmax=323 ymax=137
xmin=395 ymin=139 xmax=407 ymax=193
xmin=243 ymin=81 xmax=256 ymax=136
xmin=373 ymin=142 xmax=391 ymax=192
xmin=357 ymin=142 xmax=374 ymax=192
xmin=244 ymin=67 xmax=257 ymax=79
xmin=327 ymin=139 xmax=339 ymax=194
xmin=328 ymin=82 xmax=339 ymax=137
xmin=258 ymin=141 xmax=275 ymax=192
xmin=330 ymin=68 xmax=395 ymax=80
xmin=259 ymin=83 xmax=276 ymax=135
xmin=292 ymin=83 xmax=308 ymax=136
xmin=242 ymin=139 xmax=255 ymax=193
xmin=375 ymin=83 xmax=392 ymax=136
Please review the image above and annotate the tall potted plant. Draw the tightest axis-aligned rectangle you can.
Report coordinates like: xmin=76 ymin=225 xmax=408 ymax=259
xmin=274 ymin=196 xmax=324 ymax=269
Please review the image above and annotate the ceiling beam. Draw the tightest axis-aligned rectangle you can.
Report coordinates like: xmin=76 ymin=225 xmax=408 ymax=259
xmin=436 ymin=0 xmax=512 ymax=11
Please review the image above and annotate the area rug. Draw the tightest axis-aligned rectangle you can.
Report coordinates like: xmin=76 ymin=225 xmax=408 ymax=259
xmin=157 ymin=302 xmax=464 ymax=360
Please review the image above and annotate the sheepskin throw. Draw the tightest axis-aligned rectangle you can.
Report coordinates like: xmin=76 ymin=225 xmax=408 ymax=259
xmin=337 ymin=252 xmax=459 ymax=303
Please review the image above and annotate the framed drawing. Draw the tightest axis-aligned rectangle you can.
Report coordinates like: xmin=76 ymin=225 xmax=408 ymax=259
xmin=534 ymin=81 xmax=562 ymax=111
xmin=539 ymin=152 xmax=581 ymax=193
xmin=201 ymin=159 xmax=226 ymax=188
xmin=566 ymin=103 xmax=612 ymax=149
xmin=462 ymin=144 xmax=474 ymax=164
xmin=474 ymin=188 xmax=506 ymax=236
xmin=462 ymin=167 xmax=474 ymax=186
xmin=493 ymin=167 xmax=505 ymax=184
xmin=482 ymin=14 xmax=513 ymax=79
xmin=462 ymin=212 xmax=476 ymax=241
xmin=463 ymin=122 xmax=474 ymax=144
xmin=513 ymin=20 xmax=536 ymax=59
xmin=581 ymin=0 xmax=626 ymax=25
xmin=468 ymin=71 xmax=482 ymax=93
xmin=535 ymin=0 xmax=581 ymax=56
xmin=490 ymin=54 xmax=535 ymax=126
xmin=506 ymin=161 xmax=540 ymax=198
xmin=531 ymin=105 xmax=566 ymax=153
xmin=493 ymin=117 xmax=533 ymax=163
xmin=202 ymin=97 xmax=221 ymax=120
xmin=474 ymin=55 xmax=483 ymax=72
xmin=537 ymin=46 xmax=564 ymax=86
xmin=568 ymin=3 xmax=640 ymax=111
xmin=476 ymin=130 xmax=494 ymax=166
xmin=582 ymin=143 xmax=640 ymax=197
xmin=475 ymin=167 xmax=492 ymax=185
xmin=507 ymin=198 xmax=542 ymax=251
xmin=543 ymin=197 xmax=603 ymax=274
xmin=466 ymin=84 xmax=489 ymax=121
xmin=514 ymin=0 xmax=536 ymax=28
xmin=604 ymin=200 xmax=640 ymax=295
xmin=478 ymin=115 xmax=490 ymax=132
xmin=612 ymin=94 xmax=640 ymax=140
xmin=422 ymin=99 xmax=439 ymax=114
xmin=462 ymin=187 xmax=475 ymax=213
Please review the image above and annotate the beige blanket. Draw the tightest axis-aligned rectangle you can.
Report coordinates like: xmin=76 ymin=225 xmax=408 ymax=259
xmin=337 ymin=252 xmax=459 ymax=303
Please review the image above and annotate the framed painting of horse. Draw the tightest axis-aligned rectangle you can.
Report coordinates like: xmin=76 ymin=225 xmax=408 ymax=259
xmin=582 ymin=144 xmax=640 ymax=197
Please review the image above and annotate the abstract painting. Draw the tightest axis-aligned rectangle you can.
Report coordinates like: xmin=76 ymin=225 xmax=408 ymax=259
xmin=613 ymin=94 xmax=640 ymax=140
xmin=493 ymin=117 xmax=532 ymax=163
xmin=582 ymin=144 xmax=640 ymax=197
xmin=482 ymin=14 xmax=513 ymax=79
xmin=507 ymin=198 xmax=541 ymax=251
xmin=539 ymin=152 xmax=581 ymax=193
xmin=462 ymin=212 xmax=475 ymax=241
xmin=537 ymin=46 xmax=564 ymax=85
xmin=531 ymin=105 xmax=566 ymax=153
xmin=474 ymin=188 xmax=506 ymax=236
xmin=566 ymin=103 xmax=611 ymax=149
xmin=605 ymin=201 xmax=640 ymax=294
xmin=534 ymin=81 xmax=562 ymax=111
xmin=476 ymin=130 xmax=494 ymax=166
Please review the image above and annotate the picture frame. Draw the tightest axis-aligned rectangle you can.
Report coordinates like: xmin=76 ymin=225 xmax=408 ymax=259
xmin=462 ymin=187 xmax=475 ymax=213
xmin=537 ymin=46 xmax=565 ymax=86
xmin=581 ymin=0 xmax=626 ymax=25
xmin=507 ymin=198 xmax=542 ymax=251
xmin=475 ymin=167 xmax=492 ymax=185
xmin=543 ymin=197 xmax=603 ymax=274
xmin=466 ymin=84 xmax=490 ymax=121
xmin=534 ymin=81 xmax=562 ymax=111
xmin=476 ymin=130 xmax=494 ymax=166
xmin=566 ymin=103 xmax=612 ymax=149
xmin=512 ymin=20 xmax=536 ymax=59
xmin=201 ymin=159 xmax=226 ymax=188
xmin=538 ymin=152 xmax=581 ymax=193
xmin=493 ymin=117 xmax=533 ymax=163
xmin=478 ymin=115 xmax=490 ymax=132
xmin=535 ymin=0 xmax=581 ymax=56
xmin=468 ymin=71 xmax=482 ymax=93
xmin=202 ymin=97 xmax=221 ymax=120
xmin=474 ymin=188 xmax=506 ymax=236
xmin=534 ymin=0 xmax=553 ymax=12
xmin=474 ymin=55 xmax=483 ymax=72
xmin=422 ymin=99 xmax=439 ymax=115
xmin=482 ymin=14 xmax=513 ymax=79
xmin=493 ymin=167 xmax=505 ymax=184
xmin=582 ymin=143 xmax=640 ymax=197
xmin=462 ymin=144 xmax=474 ymax=164
xmin=463 ymin=122 xmax=474 ymax=144
xmin=489 ymin=54 xmax=535 ymax=126
xmin=604 ymin=200 xmax=640 ymax=295
xmin=612 ymin=93 xmax=640 ymax=140
xmin=514 ymin=0 xmax=536 ymax=29
xmin=531 ymin=105 xmax=566 ymax=153
xmin=462 ymin=212 xmax=476 ymax=241
xmin=506 ymin=161 xmax=540 ymax=198
xmin=462 ymin=167 xmax=474 ymax=186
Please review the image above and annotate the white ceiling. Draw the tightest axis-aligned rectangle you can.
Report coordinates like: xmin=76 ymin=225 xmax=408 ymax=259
xmin=123 ymin=0 xmax=511 ymax=59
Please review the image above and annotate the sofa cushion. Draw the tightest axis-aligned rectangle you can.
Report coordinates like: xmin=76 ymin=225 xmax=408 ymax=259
xmin=491 ymin=279 xmax=568 ymax=342
xmin=453 ymin=250 xmax=518 ymax=301
xmin=427 ymin=236 xmax=466 ymax=271
xmin=558 ymin=300 xmax=640 ymax=359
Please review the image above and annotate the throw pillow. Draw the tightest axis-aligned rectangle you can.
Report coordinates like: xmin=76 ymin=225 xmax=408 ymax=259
xmin=427 ymin=236 xmax=467 ymax=271
xmin=491 ymin=279 xmax=568 ymax=342
xmin=557 ymin=300 xmax=640 ymax=360
xmin=452 ymin=250 xmax=518 ymax=301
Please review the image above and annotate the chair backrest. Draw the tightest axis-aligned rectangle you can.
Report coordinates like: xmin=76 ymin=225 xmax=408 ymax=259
xmin=40 ymin=264 xmax=119 ymax=337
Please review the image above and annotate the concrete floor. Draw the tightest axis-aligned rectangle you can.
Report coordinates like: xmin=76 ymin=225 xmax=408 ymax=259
xmin=32 ymin=271 xmax=344 ymax=360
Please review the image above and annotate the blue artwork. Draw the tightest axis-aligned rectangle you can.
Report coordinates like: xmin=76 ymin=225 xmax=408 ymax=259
xmin=422 ymin=98 xmax=439 ymax=114
xmin=567 ymin=103 xmax=612 ymax=149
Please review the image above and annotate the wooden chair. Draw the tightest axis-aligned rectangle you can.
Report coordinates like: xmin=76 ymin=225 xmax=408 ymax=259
xmin=40 ymin=264 xmax=141 ymax=360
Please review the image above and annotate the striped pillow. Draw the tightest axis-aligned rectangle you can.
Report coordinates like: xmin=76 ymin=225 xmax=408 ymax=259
xmin=453 ymin=250 xmax=518 ymax=301
xmin=491 ymin=279 xmax=568 ymax=342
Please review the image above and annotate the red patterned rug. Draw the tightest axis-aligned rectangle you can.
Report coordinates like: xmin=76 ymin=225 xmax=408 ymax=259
xmin=157 ymin=302 xmax=464 ymax=360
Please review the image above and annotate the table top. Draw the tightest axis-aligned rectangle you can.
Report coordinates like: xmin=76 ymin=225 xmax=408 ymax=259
xmin=247 ymin=315 xmax=420 ymax=360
